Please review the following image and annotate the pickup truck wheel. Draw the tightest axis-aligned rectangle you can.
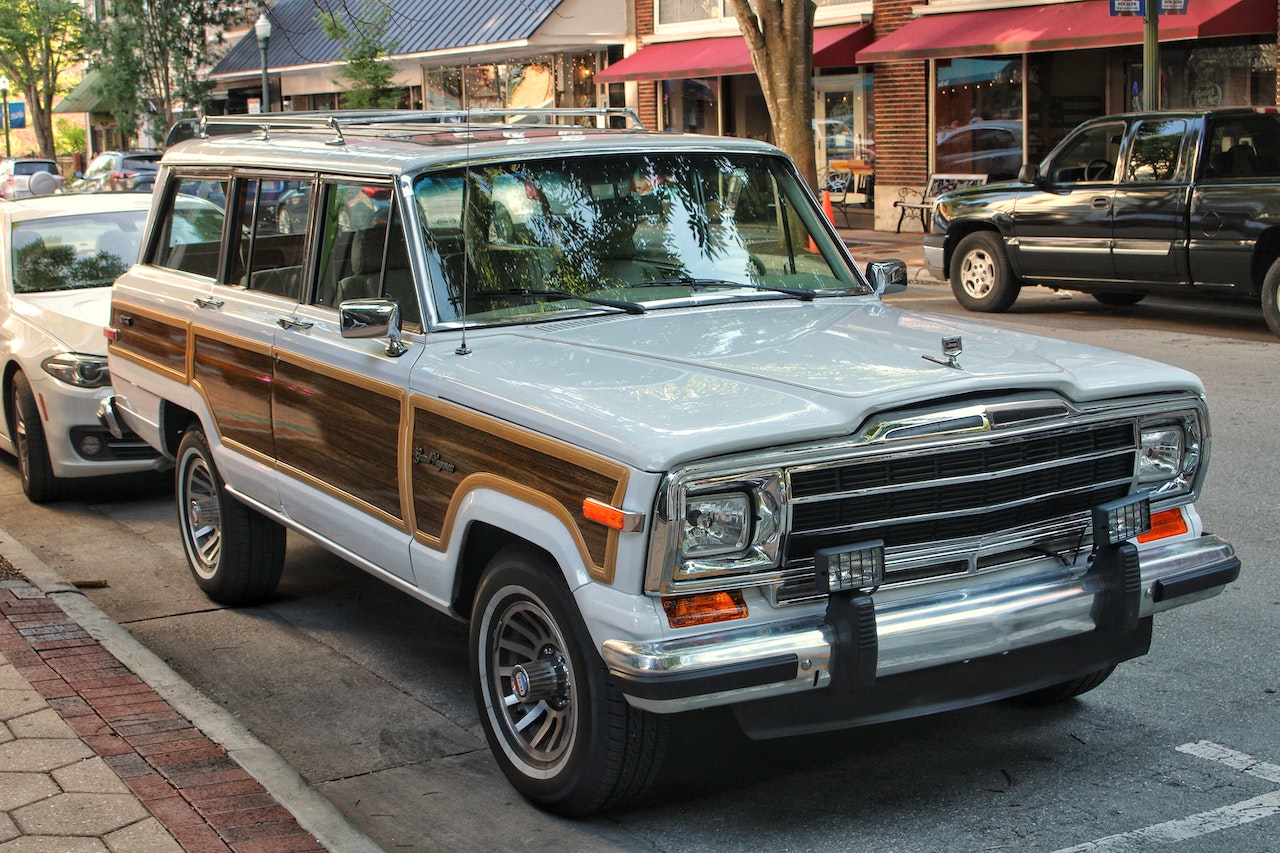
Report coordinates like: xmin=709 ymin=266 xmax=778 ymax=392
xmin=951 ymin=232 xmax=1020 ymax=312
xmin=1264 ymin=259 xmax=1280 ymax=338
xmin=176 ymin=427 xmax=285 ymax=605
xmin=1092 ymin=292 xmax=1146 ymax=307
xmin=1014 ymin=665 xmax=1116 ymax=705
xmin=11 ymin=372 xmax=64 ymax=503
xmin=472 ymin=546 xmax=668 ymax=816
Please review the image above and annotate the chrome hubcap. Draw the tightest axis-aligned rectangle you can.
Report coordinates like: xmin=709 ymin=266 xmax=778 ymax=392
xmin=961 ymin=250 xmax=995 ymax=298
xmin=181 ymin=454 xmax=222 ymax=579
xmin=488 ymin=597 xmax=575 ymax=766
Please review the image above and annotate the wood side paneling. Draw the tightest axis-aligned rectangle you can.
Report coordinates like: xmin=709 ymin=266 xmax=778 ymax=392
xmin=410 ymin=397 xmax=628 ymax=580
xmin=108 ymin=303 xmax=189 ymax=380
xmin=274 ymin=358 xmax=403 ymax=521
xmin=192 ymin=334 xmax=275 ymax=459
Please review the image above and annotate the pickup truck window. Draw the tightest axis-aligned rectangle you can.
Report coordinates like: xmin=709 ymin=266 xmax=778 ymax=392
xmin=1125 ymin=119 xmax=1186 ymax=182
xmin=1049 ymin=122 xmax=1124 ymax=184
xmin=1205 ymin=114 xmax=1280 ymax=178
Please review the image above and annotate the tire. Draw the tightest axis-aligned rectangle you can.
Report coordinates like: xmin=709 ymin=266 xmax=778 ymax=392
xmin=176 ymin=427 xmax=285 ymax=605
xmin=1015 ymin=665 xmax=1116 ymax=705
xmin=471 ymin=546 xmax=668 ymax=816
xmin=1092 ymin=291 xmax=1146 ymax=307
xmin=1263 ymin=258 xmax=1280 ymax=339
xmin=950 ymin=231 xmax=1020 ymax=312
xmin=11 ymin=372 xmax=64 ymax=503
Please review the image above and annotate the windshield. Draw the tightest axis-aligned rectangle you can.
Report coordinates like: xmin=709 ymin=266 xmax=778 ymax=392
xmin=10 ymin=209 xmax=147 ymax=293
xmin=413 ymin=152 xmax=866 ymax=326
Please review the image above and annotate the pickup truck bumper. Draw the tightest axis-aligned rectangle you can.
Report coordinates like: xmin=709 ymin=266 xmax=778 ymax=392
xmin=603 ymin=534 xmax=1238 ymax=732
xmin=923 ymin=233 xmax=947 ymax=280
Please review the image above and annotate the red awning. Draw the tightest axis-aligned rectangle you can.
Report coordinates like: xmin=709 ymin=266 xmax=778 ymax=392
xmin=856 ymin=0 xmax=1276 ymax=62
xmin=595 ymin=24 xmax=872 ymax=84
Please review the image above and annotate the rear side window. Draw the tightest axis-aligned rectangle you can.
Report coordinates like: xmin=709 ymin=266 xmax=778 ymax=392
xmin=226 ymin=177 xmax=311 ymax=298
xmin=149 ymin=176 xmax=228 ymax=278
xmin=1124 ymin=119 xmax=1186 ymax=182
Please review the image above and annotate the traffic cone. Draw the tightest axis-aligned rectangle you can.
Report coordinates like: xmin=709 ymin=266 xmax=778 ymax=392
xmin=822 ymin=189 xmax=835 ymax=224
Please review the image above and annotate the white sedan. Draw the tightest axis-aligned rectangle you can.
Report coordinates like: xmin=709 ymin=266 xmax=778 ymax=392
xmin=0 ymin=191 xmax=165 ymax=501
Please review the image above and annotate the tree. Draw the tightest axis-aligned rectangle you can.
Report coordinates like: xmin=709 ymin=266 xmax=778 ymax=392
xmin=318 ymin=3 xmax=401 ymax=110
xmin=0 ymin=0 xmax=83 ymax=159
xmin=85 ymin=0 xmax=240 ymax=144
xmin=727 ymin=0 xmax=819 ymax=189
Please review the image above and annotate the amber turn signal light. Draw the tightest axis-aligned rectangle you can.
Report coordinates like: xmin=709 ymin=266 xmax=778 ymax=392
xmin=662 ymin=590 xmax=748 ymax=629
xmin=1137 ymin=508 xmax=1189 ymax=543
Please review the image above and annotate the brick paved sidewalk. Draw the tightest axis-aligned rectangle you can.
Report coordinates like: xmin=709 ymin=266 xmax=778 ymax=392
xmin=1 ymin=577 xmax=326 ymax=852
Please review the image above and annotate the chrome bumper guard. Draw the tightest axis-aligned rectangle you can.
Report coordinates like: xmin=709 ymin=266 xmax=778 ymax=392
xmin=604 ymin=534 xmax=1238 ymax=714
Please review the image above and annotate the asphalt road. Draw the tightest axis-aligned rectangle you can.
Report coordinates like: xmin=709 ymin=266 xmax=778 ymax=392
xmin=0 ymin=285 xmax=1277 ymax=852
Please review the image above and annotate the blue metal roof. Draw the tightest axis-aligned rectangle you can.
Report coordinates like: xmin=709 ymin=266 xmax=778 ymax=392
xmin=212 ymin=0 xmax=565 ymax=76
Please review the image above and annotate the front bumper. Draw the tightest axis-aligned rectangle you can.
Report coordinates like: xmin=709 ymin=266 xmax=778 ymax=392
xmin=603 ymin=533 xmax=1238 ymax=720
xmin=923 ymin=234 xmax=947 ymax=280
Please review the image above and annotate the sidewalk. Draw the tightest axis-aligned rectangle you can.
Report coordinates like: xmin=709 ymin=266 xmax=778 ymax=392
xmin=0 ymin=543 xmax=382 ymax=853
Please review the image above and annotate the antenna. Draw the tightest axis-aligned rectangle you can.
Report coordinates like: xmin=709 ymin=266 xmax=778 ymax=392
xmin=455 ymin=106 xmax=472 ymax=356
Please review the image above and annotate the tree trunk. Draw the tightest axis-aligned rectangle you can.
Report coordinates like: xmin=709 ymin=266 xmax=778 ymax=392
xmin=728 ymin=0 xmax=819 ymax=190
xmin=23 ymin=83 xmax=56 ymax=159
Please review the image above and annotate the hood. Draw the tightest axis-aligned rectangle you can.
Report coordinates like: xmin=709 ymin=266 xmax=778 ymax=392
xmin=12 ymin=288 xmax=112 ymax=355
xmin=423 ymin=300 xmax=1202 ymax=472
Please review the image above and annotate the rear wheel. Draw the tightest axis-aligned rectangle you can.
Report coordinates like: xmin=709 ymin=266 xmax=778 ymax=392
xmin=176 ymin=427 xmax=285 ymax=605
xmin=950 ymin=231 xmax=1020 ymax=312
xmin=11 ymin=372 xmax=63 ymax=503
xmin=1263 ymin=258 xmax=1280 ymax=339
xmin=471 ymin=545 xmax=668 ymax=816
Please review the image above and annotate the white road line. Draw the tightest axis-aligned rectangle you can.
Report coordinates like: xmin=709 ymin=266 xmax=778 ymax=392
xmin=1177 ymin=740 xmax=1280 ymax=785
xmin=1051 ymin=742 xmax=1280 ymax=852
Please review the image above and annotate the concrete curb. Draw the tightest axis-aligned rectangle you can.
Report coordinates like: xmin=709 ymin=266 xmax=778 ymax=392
xmin=0 ymin=524 xmax=386 ymax=853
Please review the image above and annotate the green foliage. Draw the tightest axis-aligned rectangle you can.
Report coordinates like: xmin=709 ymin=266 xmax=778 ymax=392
xmin=318 ymin=3 xmax=401 ymax=110
xmin=0 ymin=0 xmax=83 ymax=158
xmin=54 ymin=117 xmax=85 ymax=155
xmin=84 ymin=0 xmax=239 ymax=142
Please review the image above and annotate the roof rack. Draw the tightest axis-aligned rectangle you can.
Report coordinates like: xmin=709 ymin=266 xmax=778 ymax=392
xmin=196 ymin=108 xmax=647 ymax=145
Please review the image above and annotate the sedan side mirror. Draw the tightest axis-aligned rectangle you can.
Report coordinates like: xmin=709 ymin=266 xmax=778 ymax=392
xmin=866 ymin=259 xmax=908 ymax=296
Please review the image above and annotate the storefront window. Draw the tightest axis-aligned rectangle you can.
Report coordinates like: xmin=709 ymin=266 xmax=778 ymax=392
xmin=1128 ymin=43 xmax=1277 ymax=110
xmin=425 ymin=54 xmax=600 ymax=116
xmin=933 ymin=57 xmax=1023 ymax=180
xmin=424 ymin=67 xmax=462 ymax=110
xmin=664 ymin=78 xmax=719 ymax=134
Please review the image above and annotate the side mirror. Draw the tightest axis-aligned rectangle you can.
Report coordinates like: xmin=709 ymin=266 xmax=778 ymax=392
xmin=340 ymin=298 xmax=409 ymax=357
xmin=866 ymin=259 xmax=908 ymax=296
xmin=1017 ymin=163 xmax=1041 ymax=185
xmin=27 ymin=171 xmax=59 ymax=197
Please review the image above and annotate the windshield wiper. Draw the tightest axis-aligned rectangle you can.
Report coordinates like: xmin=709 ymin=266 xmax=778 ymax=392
xmin=462 ymin=288 xmax=646 ymax=315
xmin=627 ymin=276 xmax=818 ymax=302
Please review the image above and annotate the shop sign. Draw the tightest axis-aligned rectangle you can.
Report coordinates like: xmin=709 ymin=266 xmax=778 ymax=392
xmin=1110 ymin=0 xmax=1145 ymax=14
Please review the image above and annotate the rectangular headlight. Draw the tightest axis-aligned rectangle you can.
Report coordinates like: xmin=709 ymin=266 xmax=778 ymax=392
xmin=1139 ymin=427 xmax=1184 ymax=483
xmin=682 ymin=492 xmax=750 ymax=558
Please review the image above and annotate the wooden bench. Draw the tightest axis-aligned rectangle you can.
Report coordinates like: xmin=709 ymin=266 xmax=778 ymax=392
xmin=894 ymin=173 xmax=987 ymax=232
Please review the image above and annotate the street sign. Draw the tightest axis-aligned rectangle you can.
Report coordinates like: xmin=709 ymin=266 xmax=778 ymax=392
xmin=1110 ymin=0 xmax=1144 ymax=13
xmin=1161 ymin=0 xmax=1187 ymax=13
xmin=8 ymin=102 xmax=24 ymax=130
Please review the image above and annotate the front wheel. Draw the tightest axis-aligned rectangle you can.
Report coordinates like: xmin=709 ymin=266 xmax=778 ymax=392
xmin=11 ymin=372 xmax=63 ymax=503
xmin=1092 ymin=291 xmax=1146 ymax=307
xmin=1015 ymin=665 xmax=1116 ymax=705
xmin=176 ymin=427 xmax=285 ymax=605
xmin=950 ymin=231 xmax=1020 ymax=312
xmin=1263 ymin=258 xmax=1280 ymax=339
xmin=471 ymin=546 xmax=668 ymax=816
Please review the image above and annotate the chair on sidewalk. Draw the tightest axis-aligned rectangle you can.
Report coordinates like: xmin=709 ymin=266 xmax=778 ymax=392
xmin=820 ymin=161 xmax=872 ymax=226
xmin=894 ymin=173 xmax=987 ymax=232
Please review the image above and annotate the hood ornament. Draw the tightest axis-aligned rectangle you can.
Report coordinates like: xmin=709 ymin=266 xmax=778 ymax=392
xmin=923 ymin=335 xmax=964 ymax=370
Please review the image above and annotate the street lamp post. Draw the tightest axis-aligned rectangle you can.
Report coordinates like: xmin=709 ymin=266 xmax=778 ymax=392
xmin=0 ymin=77 xmax=10 ymax=158
xmin=255 ymin=13 xmax=272 ymax=114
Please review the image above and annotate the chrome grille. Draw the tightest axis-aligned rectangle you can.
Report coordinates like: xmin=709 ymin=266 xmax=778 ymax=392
xmin=784 ymin=421 xmax=1137 ymax=582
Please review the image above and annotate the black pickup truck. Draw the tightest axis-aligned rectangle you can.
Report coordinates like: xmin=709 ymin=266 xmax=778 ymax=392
xmin=924 ymin=108 xmax=1280 ymax=338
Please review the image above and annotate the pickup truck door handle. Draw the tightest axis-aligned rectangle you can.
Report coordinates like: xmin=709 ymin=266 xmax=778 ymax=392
xmin=193 ymin=296 xmax=224 ymax=309
xmin=277 ymin=317 xmax=314 ymax=331
xmin=1091 ymin=196 xmax=1112 ymax=210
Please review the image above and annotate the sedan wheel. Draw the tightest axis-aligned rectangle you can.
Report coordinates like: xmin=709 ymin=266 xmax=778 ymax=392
xmin=10 ymin=372 xmax=63 ymax=503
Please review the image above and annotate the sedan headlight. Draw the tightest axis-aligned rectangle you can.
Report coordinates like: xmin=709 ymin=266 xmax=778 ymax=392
xmin=42 ymin=353 xmax=110 ymax=388
xmin=1137 ymin=412 xmax=1202 ymax=501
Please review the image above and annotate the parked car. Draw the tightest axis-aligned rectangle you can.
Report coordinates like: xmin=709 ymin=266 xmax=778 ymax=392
xmin=925 ymin=107 xmax=1280 ymax=337
xmin=0 ymin=192 xmax=169 ymax=501
xmin=104 ymin=110 xmax=1237 ymax=816
xmin=72 ymin=150 xmax=163 ymax=193
xmin=935 ymin=120 xmax=1022 ymax=180
xmin=0 ymin=158 xmax=65 ymax=199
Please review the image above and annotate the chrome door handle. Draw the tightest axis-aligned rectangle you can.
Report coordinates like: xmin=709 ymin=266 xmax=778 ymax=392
xmin=1091 ymin=196 xmax=1112 ymax=210
xmin=193 ymin=296 xmax=224 ymax=309
xmin=277 ymin=317 xmax=314 ymax=330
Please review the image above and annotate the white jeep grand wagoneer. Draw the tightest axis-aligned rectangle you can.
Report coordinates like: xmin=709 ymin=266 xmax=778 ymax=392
xmin=102 ymin=110 xmax=1239 ymax=816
